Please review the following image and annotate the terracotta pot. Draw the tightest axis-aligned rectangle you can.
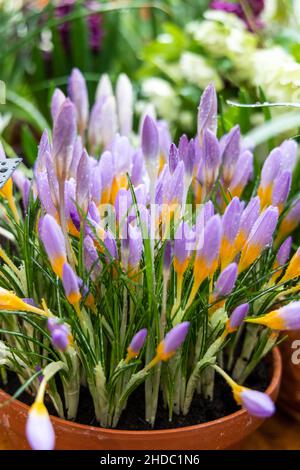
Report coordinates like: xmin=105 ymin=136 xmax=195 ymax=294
xmin=279 ymin=331 xmax=300 ymax=421
xmin=0 ymin=348 xmax=281 ymax=450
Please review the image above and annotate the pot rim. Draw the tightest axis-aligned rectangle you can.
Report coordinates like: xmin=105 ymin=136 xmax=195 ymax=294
xmin=0 ymin=347 xmax=282 ymax=436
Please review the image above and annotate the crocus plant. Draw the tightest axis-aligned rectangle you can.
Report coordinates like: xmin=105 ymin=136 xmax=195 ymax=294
xmin=0 ymin=70 xmax=300 ymax=450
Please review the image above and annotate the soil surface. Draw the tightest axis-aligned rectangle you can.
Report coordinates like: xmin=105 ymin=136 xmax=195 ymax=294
xmin=0 ymin=358 xmax=270 ymax=430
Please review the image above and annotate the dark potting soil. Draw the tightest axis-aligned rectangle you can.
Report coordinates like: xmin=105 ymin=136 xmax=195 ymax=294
xmin=0 ymin=356 xmax=270 ymax=430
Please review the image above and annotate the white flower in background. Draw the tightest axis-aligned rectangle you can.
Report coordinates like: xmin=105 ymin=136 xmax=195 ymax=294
xmin=252 ymin=47 xmax=300 ymax=102
xmin=141 ymin=77 xmax=180 ymax=122
xmin=179 ymin=52 xmax=223 ymax=90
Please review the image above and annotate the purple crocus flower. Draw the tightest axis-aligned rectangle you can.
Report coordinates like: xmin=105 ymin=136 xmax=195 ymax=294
xmin=141 ymin=115 xmax=159 ymax=161
xmin=228 ymin=303 xmax=249 ymax=331
xmin=197 ymin=83 xmax=217 ymax=142
xmin=62 ymin=263 xmax=81 ymax=307
xmin=131 ymin=149 xmax=144 ymax=186
xmin=52 ymin=99 xmax=77 ymax=182
xmin=39 ymin=214 xmax=67 ymax=278
xmin=158 ymin=321 xmax=190 ymax=360
xmin=158 ymin=120 xmax=172 ymax=164
xmin=68 ymin=68 xmax=89 ymax=135
xmin=174 ymin=222 xmax=194 ymax=275
xmin=239 ymin=389 xmax=275 ymax=418
xmin=214 ymin=263 xmax=238 ymax=299
xmin=247 ymin=301 xmax=300 ymax=330
xmin=47 ymin=317 xmax=70 ymax=352
xmin=26 ymin=401 xmax=55 ymax=450
xmin=76 ymin=150 xmax=91 ymax=214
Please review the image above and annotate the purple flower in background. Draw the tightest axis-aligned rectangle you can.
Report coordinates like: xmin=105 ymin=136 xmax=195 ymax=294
xmin=211 ymin=1 xmax=265 ymax=31
xmin=276 ymin=236 xmax=292 ymax=266
xmin=55 ymin=0 xmax=103 ymax=53
xmin=62 ymin=263 xmax=82 ymax=307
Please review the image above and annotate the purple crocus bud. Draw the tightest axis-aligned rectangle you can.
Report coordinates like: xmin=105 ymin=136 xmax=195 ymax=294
xmin=279 ymin=139 xmax=298 ymax=172
xmin=104 ymin=230 xmax=118 ymax=262
xmin=196 ymin=200 xmax=215 ymax=233
xmin=229 ymin=150 xmax=253 ymax=197
xmin=182 ymin=139 xmax=196 ymax=177
xmin=69 ymin=136 xmax=83 ymax=179
xmin=228 ymin=303 xmax=249 ymax=331
xmin=52 ymin=99 xmax=77 ymax=181
xmin=198 ymin=214 xmax=222 ymax=268
xmin=68 ymin=68 xmax=89 ymax=135
xmin=276 ymin=236 xmax=292 ymax=266
xmin=131 ymin=149 xmax=144 ymax=186
xmin=202 ymin=129 xmax=221 ymax=188
xmin=84 ymin=235 xmax=101 ymax=280
xmin=26 ymin=401 xmax=55 ymax=450
xmin=221 ymin=125 xmax=240 ymax=183
xmin=168 ymin=143 xmax=179 ymax=174
xmin=51 ymin=88 xmax=66 ymax=122
xmin=88 ymin=98 xmax=104 ymax=152
xmin=236 ymin=196 xmax=260 ymax=250
xmin=163 ymin=240 xmax=173 ymax=272
xmin=116 ymin=73 xmax=133 ymax=137
xmin=239 ymin=206 xmax=279 ymax=272
xmin=39 ymin=214 xmax=67 ymax=278
xmin=35 ymin=130 xmax=51 ymax=173
xmin=12 ymin=170 xmax=31 ymax=212
xmin=197 ymin=83 xmax=217 ymax=142
xmin=100 ymin=96 xmax=118 ymax=149
xmin=247 ymin=301 xmax=300 ymax=330
xmin=99 ymin=150 xmax=113 ymax=204
xmin=214 ymin=263 xmax=238 ymax=299
xmin=141 ymin=115 xmax=159 ymax=161
xmin=164 ymin=160 xmax=184 ymax=206
xmin=62 ymin=263 xmax=81 ymax=307
xmin=76 ymin=150 xmax=91 ymax=214
xmin=239 ymin=389 xmax=275 ymax=418
xmin=45 ymin=150 xmax=59 ymax=207
xmin=272 ymin=170 xmax=291 ymax=211
xmin=123 ymin=223 xmax=143 ymax=274
xmin=174 ymin=221 xmax=194 ymax=276
xmin=127 ymin=328 xmax=147 ymax=360
xmin=158 ymin=321 xmax=190 ymax=360
xmin=258 ymin=148 xmax=282 ymax=204
xmin=222 ymin=197 xmax=243 ymax=244
xmin=178 ymin=134 xmax=189 ymax=162
xmin=158 ymin=120 xmax=172 ymax=163
xmin=51 ymin=328 xmax=70 ymax=352
xmin=35 ymin=171 xmax=57 ymax=218
xmin=96 ymin=73 xmax=113 ymax=102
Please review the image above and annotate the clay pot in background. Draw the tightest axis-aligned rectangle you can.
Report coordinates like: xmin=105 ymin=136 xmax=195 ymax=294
xmin=0 ymin=348 xmax=281 ymax=450
xmin=279 ymin=331 xmax=300 ymax=421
